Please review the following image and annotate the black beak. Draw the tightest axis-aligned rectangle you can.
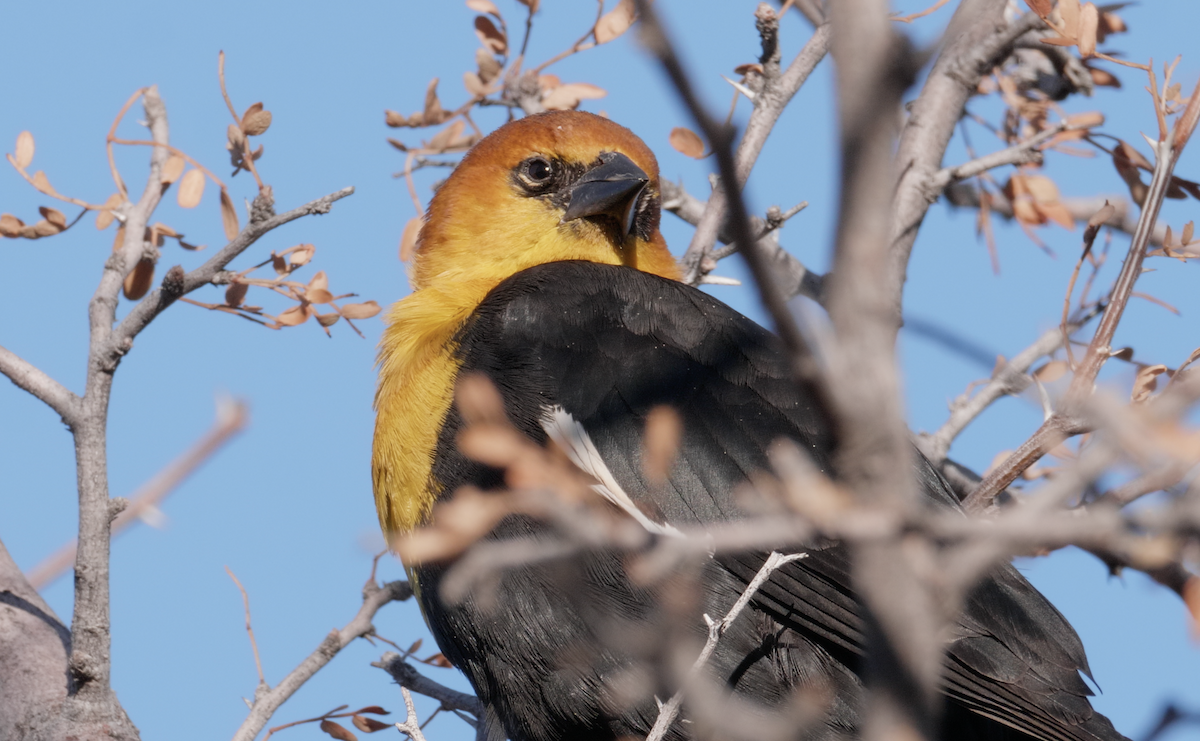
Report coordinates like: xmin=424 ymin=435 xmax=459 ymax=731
xmin=562 ymin=151 xmax=649 ymax=237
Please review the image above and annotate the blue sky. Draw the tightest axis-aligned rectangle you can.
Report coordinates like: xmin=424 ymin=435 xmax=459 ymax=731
xmin=1 ymin=2 xmax=1197 ymax=740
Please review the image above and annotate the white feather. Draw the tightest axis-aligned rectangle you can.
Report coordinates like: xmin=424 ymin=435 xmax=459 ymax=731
xmin=541 ymin=406 xmax=683 ymax=538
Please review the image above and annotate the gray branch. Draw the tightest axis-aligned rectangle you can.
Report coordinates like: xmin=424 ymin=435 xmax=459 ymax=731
xmin=888 ymin=5 xmax=1046 ymax=322
xmin=680 ymin=16 xmax=831 ymax=284
xmin=0 ymin=345 xmax=81 ymax=426
xmin=110 ymin=186 xmax=355 ymax=352
xmin=232 ymin=580 xmax=412 ymax=741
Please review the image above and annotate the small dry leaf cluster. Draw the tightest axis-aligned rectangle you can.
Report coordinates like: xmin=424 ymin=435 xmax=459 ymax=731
xmin=384 ymin=0 xmax=637 ymax=261
xmin=263 ymin=704 xmax=392 ymax=741
xmin=3 ymin=54 xmax=379 ymax=336
xmin=180 ymin=244 xmax=380 ymax=336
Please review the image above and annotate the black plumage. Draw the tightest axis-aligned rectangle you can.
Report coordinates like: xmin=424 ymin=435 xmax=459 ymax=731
xmin=416 ymin=259 xmax=1126 ymax=741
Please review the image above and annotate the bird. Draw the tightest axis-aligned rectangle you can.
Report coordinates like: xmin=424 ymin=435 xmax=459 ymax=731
xmin=372 ymin=110 xmax=1127 ymax=741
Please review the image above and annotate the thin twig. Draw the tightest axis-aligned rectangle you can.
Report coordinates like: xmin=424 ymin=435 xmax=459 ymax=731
xmin=26 ymin=397 xmax=248 ymax=589
xmin=394 ymin=687 xmax=429 ymax=741
xmin=634 ymin=0 xmax=822 ymax=387
xmin=680 ymin=16 xmax=831 ymax=284
xmin=915 ymin=304 xmax=1103 ymax=466
xmin=231 ymin=579 xmax=412 ymax=741
xmin=645 ymin=552 xmax=807 ymax=741
xmin=225 ymin=566 xmax=267 ymax=687
xmin=373 ymin=652 xmax=487 ymax=721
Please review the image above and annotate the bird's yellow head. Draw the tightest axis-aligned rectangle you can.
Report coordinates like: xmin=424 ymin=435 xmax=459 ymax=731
xmin=409 ymin=110 xmax=680 ymax=289
xmin=374 ymin=111 xmax=680 ymax=538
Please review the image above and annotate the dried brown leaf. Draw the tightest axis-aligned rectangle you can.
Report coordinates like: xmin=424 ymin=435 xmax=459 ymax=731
xmin=177 ymin=169 xmax=206 ymax=208
xmin=161 ymin=154 xmax=186 ymax=184
xmin=1059 ymin=0 xmax=1081 ymax=38
xmin=464 ymin=71 xmax=487 ymax=96
xmin=387 ymin=138 xmax=408 ymax=152
xmin=400 ymin=217 xmax=423 ymax=262
xmin=1033 ymin=360 xmax=1069 ymax=383
xmin=1024 ymin=0 xmax=1052 ymax=18
xmin=421 ymin=652 xmax=454 ymax=668
xmin=276 ymin=303 xmax=311 ymax=327
xmin=1184 ymin=577 xmax=1200 ymax=638
xmin=308 ymin=288 xmax=334 ymax=304
xmin=39 ymin=206 xmax=67 ymax=229
xmin=351 ymin=715 xmax=391 ymax=733
xmin=14 ymin=131 xmax=34 ymax=170
xmin=426 ymin=120 xmax=464 ymax=152
xmin=385 ymin=110 xmax=408 ymax=128
xmin=474 ymin=16 xmax=507 ymax=56
xmin=465 ymin=0 xmax=500 ymax=15
xmin=1023 ymin=174 xmax=1061 ymax=204
xmin=340 ymin=300 xmax=382 ymax=319
xmin=319 ymin=719 xmax=358 ymax=741
xmin=541 ymin=82 xmax=606 ymax=111
xmin=734 ymin=62 xmax=765 ymax=77
xmin=1132 ymin=364 xmax=1169 ymax=403
xmin=225 ymin=281 xmax=249 ymax=307
xmin=316 ymin=312 xmax=341 ymax=328
xmin=1065 ymin=111 xmax=1104 ymax=129
xmin=514 ymin=0 xmax=538 ymax=11
xmin=241 ymin=102 xmax=273 ymax=136
xmin=476 ymin=48 xmax=502 ymax=83
xmin=219 ymin=188 xmax=239 ymax=240
xmin=123 ymin=258 xmax=155 ymax=300
xmin=309 ymin=270 xmax=329 ymax=293
xmin=31 ymin=171 xmax=57 ymax=196
xmin=1087 ymin=201 xmax=1116 ymax=229
xmin=669 ymin=127 xmax=705 ymax=159
xmin=1089 ymin=67 xmax=1121 ymax=88
xmin=423 ymin=78 xmax=446 ymax=126
xmin=227 ymin=123 xmax=246 ymax=152
xmin=31 ymin=220 xmax=60 ymax=238
xmin=1184 ymin=221 xmax=1195 ymax=245
xmin=595 ymin=0 xmax=636 ymax=44
xmin=1077 ymin=3 xmax=1099 ymax=57
xmin=290 ymin=244 xmax=315 ymax=267
xmin=272 ymin=252 xmax=288 ymax=275
xmin=1037 ymin=202 xmax=1075 ymax=230
xmin=0 ymin=213 xmax=24 ymax=238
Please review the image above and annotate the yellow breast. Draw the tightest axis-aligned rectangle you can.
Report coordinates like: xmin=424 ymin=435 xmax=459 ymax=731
xmin=372 ymin=282 xmax=489 ymax=537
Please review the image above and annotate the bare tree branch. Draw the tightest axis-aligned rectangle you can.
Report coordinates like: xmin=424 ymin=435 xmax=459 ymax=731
xmin=0 ymin=344 xmax=81 ymax=426
xmin=634 ymin=0 xmax=823 ymax=388
xmin=823 ymin=1 xmax=942 ymax=738
xmin=373 ymin=653 xmax=486 ymax=719
xmin=110 ymin=186 xmax=355 ymax=353
xmin=680 ymin=14 xmax=831 ymax=284
xmin=0 ymin=538 xmax=73 ymax=741
xmin=660 ymin=179 xmax=825 ymax=302
xmin=68 ymin=84 xmax=172 ymax=714
xmin=889 ymin=6 xmax=1045 ymax=319
xmin=915 ymin=304 xmax=1103 ymax=466
xmin=645 ymin=552 xmax=807 ymax=741
xmin=231 ymin=579 xmax=412 ymax=741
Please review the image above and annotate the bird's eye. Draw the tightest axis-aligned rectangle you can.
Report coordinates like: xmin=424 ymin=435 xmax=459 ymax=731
xmin=520 ymin=157 xmax=555 ymax=188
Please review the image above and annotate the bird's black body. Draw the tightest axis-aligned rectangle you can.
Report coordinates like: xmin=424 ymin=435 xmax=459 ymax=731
xmin=416 ymin=261 xmax=1125 ymax=741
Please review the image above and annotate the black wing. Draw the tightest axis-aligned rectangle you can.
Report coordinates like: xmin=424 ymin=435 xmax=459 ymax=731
xmin=427 ymin=260 xmax=1125 ymax=741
